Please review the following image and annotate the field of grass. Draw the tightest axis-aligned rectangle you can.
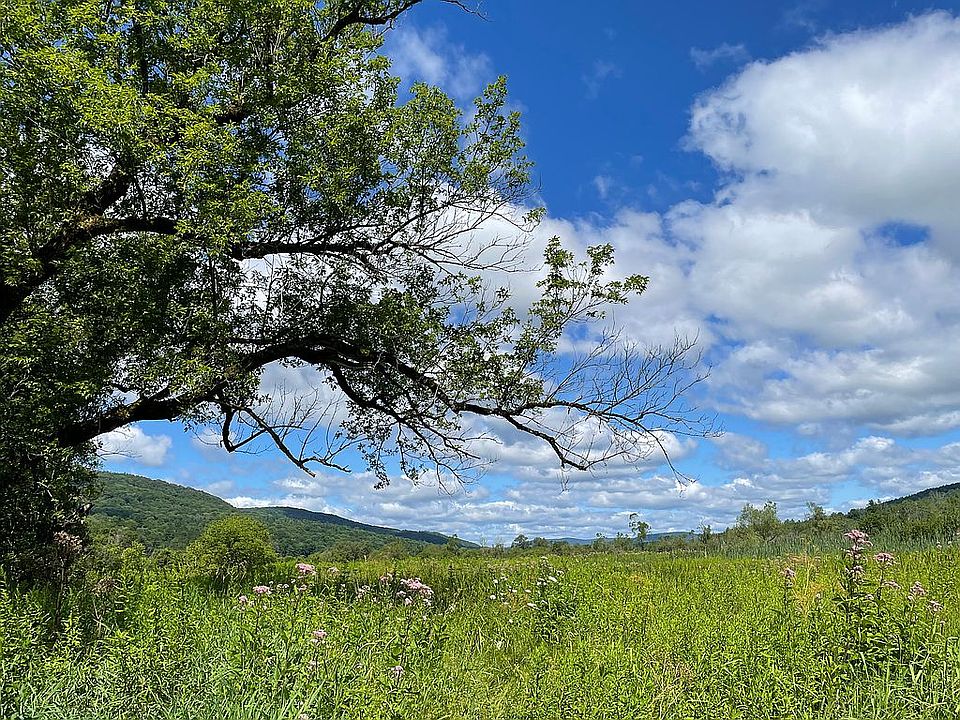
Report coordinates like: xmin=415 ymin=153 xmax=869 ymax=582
xmin=3 ymin=542 xmax=960 ymax=719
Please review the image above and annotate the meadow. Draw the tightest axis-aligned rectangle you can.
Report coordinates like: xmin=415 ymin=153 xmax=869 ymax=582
xmin=2 ymin=536 xmax=959 ymax=720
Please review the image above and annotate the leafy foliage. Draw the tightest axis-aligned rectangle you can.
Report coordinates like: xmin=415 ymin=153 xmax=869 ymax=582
xmin=1 ymin=0 xmax=712 ymax=579
xmin=188 ymin=515 xmax=277 ymax=584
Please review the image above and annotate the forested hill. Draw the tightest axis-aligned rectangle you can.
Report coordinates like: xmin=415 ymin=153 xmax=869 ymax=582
xmin=90 ymin=472 xmax=475 ymax=556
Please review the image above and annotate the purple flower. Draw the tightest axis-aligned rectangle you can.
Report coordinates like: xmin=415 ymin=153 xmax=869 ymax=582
xmin=908 ymin=581 xmax=927 ymax=599
xmin=253 ymin=585 xmax=271 ymax=596
xmin=54 ymin=531 xmax=83 ymax=556
xmin=874 ymin=552 xmax=895 ymax=567
xmin=310 ymin=629 xmax=328 ymax=643
xmin=929 ymin=600 xmax=944 ymax=614
xmin=390 ymin=665 xmax=404 ymax=679
xmin=843 ymin=529 xmax=870 ymax=545
xmin=237 ymin=594 xmax=249 ymax=606
xmin=296 ymin=562 xmax=316 ymax=576
xmin=399 ymin=577 xmax=434 ymax=599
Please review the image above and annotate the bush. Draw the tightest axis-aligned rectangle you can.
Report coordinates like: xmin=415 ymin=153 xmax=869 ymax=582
xmin=188 ymin=515 xmax=276 ymax=585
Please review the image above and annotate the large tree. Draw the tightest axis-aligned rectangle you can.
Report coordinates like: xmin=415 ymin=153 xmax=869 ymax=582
xmin=0 ymin=0 xmax=713 ymax=578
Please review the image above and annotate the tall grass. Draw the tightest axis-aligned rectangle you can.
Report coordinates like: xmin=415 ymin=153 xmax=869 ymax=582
xmin=2 ymin=545 xmax=959 ymax=719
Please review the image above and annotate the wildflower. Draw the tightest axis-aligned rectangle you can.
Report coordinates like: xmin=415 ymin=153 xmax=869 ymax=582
xmin=390 ymin=665 xmax=404 ymax=679
xmin=781 ymin=567 xmax=796 ymax=582
xmin=882 ymin=580 xmax=901 ymax=590
xmin=253 ymin=585 xmax=271 ymax=596
xmin=296 ymin=562 xmax=316 ymax=575
xmin=237 ymin=595 xmax=249 ymax=605
xmin=849 ymin=564 xmax=865 ymax=580
xmin=54 ymin=531 xmax=83 ymax=556
xmin=298 ymin=714 xmax=310 ymax=720
xmin=310 ymin=629 xmax=328 ymax=644
xmin=399 ymin=577 xmax=434 ymax=599
xmin=379 ymin=573 xmax=392 ymax=584
xmin=909 ymin=581 xmax=927 ymax=599
xmin=843 ymin=529 xmax=871 ymax=546
xmin=296 ymin=585 xmax=307 ymax=593
xmin=929 ymin=600 xmax=944 ymax=614
xmin=874 ymin=552 xmax=895 ymax=567
xmin=489 ymin=595 xmax=497 ymax=600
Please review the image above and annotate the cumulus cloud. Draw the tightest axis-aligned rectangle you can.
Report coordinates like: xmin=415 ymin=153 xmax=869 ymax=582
xmin=98 ymin=426 xmax=172 ymax=467
xmin=387 ymin=25 xmax=493 ymax=100
xmin=669 ymin=13 xmax=960 ymax=434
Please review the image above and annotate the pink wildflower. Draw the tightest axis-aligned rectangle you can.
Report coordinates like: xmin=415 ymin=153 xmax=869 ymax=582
xmin=843 ymin=529 xmax=870 ymax=546
xmin=310 ymin=629 xmax=328 ymax=643
xmin=909 ymin=581 xmax=927 ymax=599
xmin=54 ymin=531 xmax=83 ymax=556
xmin=237 ymin=595 xmax=249 ymax=605
xmin=390 ymin=665 xmax=404 ymax=679
xmin=403 ymin=596 xmax=413 ymax=606
xmin=399 ymin=577 xmax=434 ymax=599
xmin=253 ymin=585 xmax=271 ymax=596
xmin=296 ymin=563 xmax=316 ymax=576
xmin=781 ymin=567 xmax=796 ymax=581
xmin=882 ymin=580 xmax=901 ymax=590
xmin=929 ymin=600 xmax=944 ymax=614
xmin=874 ymin=552 xmax=895 ymax=567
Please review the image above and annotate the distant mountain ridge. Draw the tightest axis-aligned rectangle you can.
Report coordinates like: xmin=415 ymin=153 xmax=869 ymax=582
xmin=91 ymin=472 xmax=476 ymax=555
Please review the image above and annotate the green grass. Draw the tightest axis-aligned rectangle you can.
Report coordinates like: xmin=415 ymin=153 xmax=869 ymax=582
xmin=3 ymin=548 xmax=960 ymax=719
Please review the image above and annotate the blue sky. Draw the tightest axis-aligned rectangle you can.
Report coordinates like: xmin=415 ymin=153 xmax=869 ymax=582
xmin=101 ymin=1 xmax=960 ymax=543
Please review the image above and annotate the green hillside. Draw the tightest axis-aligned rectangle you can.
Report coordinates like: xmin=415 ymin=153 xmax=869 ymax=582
xmin=92 ymin=472 xmax=234 ymax=550
xmin=90 ymin=473 xmax=472 ymax=556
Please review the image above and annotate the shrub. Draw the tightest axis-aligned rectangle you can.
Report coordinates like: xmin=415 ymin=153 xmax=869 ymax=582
xmin=187 ymin=515 xmax=276 ymax=585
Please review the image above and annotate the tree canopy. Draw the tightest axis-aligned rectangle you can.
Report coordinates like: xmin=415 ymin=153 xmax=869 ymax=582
xmin=0 ymin=0 xmax=714 ymax=579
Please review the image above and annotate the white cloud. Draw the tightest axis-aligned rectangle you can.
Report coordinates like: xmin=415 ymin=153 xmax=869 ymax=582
xmin=689 ymin=13 xmax=960 ymax=253
xmin=387 ymin=26 xmax=493 ymax=100
xmin=583 ymin=60 xmax=622 ymax=99
xmin=97 ymin=426 xmax=172 ymax=467
xmin=661 ymin=13 xmax=960 ymax=433
xmin=690 ymin=43 xmax=750 ymax=70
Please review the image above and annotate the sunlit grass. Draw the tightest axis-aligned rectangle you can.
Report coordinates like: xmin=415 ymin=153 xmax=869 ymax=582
xmin=2 ymin=544 xmax=959 ymax=719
